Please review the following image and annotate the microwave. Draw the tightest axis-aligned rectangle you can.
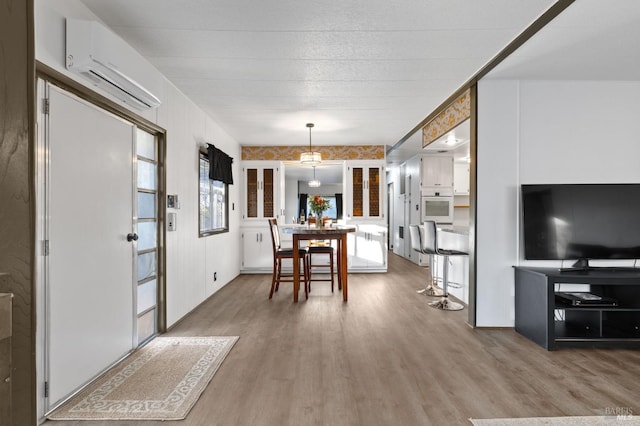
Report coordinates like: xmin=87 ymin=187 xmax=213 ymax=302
xmin=421 ymin=188 xmax=453 ymax=224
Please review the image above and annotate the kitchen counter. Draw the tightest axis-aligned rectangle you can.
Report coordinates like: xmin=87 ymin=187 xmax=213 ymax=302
xmin=438 ymin=225 xmax=469 ymax=236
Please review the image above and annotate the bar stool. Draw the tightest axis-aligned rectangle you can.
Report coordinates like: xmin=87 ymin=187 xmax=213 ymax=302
xmin=423 ymin=220 xmax=466 ymax=311
xmin=408 ymin=224 xmax=443 ymax=296
xmin=267 ymin=219 xmax=309 ymax=300
xmin=307 ymin=240 xmax=336 ymax=292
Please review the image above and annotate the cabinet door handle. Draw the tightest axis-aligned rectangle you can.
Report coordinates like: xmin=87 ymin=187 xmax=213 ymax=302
xmin=256 ymin=233 xmax=259 ymax=242
xmin=260 ymin=233 xmax=263 ymax=242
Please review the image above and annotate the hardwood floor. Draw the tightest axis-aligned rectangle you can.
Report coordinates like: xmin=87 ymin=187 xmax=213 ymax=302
xmin=46 ymin=253 xmax=640 ymax=425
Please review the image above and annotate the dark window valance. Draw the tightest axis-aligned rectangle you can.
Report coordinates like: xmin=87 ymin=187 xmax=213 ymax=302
xmin=207 ymin=144 xmax=234 ymax=184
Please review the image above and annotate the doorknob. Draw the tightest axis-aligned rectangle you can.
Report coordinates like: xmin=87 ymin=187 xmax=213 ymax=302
xmin=126 ymin=233 xmax=139 ymax=242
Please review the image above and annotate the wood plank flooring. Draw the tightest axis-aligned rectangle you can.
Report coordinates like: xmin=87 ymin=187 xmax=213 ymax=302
xmin=46 ymin=253 xmax=640 ymax=425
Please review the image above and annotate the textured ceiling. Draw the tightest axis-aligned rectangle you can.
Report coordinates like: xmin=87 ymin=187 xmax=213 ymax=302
xmin=78 ymin=0 xmax=556 ymax=153
xmin=486 ymin=0 xmax=640 ymax=80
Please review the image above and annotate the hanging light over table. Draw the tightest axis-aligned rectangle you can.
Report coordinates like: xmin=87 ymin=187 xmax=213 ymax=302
xmin=308 ymin=166 xmax=321 ymax=187
xmin=300 ymin=123 xmax=321 ymax=165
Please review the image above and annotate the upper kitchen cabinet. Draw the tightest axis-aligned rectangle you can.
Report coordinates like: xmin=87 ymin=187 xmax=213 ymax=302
xmin=421 ymin=155 xmax=453 ymax=188
xmin=242 ymin=162 xmax=280 ymax=221
xmin=346 ymin=161 xmax=385 ymax=220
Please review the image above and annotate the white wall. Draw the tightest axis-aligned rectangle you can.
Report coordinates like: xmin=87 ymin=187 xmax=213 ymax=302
xmin=476 ymin=79 xmax=640 ymax=327
xmin=35 ymin=0 xmax=241 ymax=328
xmin=284 ymin=176 xmax=300 ymax=223
xmin=299 ymin=182 xmax=342 ymax=196
xmin=406 ymin=156 xmax=422 ymax=261
xmin=476 ymin=80 xmax=520 ymax=327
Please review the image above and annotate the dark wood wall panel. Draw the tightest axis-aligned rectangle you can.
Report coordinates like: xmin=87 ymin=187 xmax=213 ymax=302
xmin=0 ymin=0 xmax=36 ymax=424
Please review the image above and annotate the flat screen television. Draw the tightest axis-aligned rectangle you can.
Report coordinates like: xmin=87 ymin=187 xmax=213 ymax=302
xmin=521 ymin=184 xmax=640 ymax=270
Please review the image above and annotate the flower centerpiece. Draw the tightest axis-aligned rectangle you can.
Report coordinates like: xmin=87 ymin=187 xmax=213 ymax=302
xmin=309 ymin=194 xmax=331 ymax=227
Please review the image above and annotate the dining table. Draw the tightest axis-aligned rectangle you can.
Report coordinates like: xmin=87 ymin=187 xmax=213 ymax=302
xmin=280 ymin=224 xmax=356 ymax=302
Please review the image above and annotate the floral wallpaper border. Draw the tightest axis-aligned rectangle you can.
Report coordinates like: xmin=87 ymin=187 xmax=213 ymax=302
xmin=241 ymin=145 xmax=385 ymax=161
xmin=422 ymin=89 xmax=471 ymax=147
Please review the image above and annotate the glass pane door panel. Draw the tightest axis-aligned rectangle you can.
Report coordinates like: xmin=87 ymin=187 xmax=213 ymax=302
xmin=135 ymin=127 xmax=158 ymax=348
xmin=138 ymin=160 xmax=157 ymax=190
xmin=137 ymin=251 xmax=156 ymax=281
xmin=137 ymin=279 xmax=157 ymax=314
xmin=137 ymin=309 xmax=155 ymax=345
xmin=246 ymin=169 xmax=258 ymax=218
xmin=136 ymin=129 xmax=156 ymax=160
xmin=263 ymin=168 xmax=274 ymax=217
xmin=352 ymin=168 xmax=364 ymax=217
xmin=368 ymin=168 xmax=380 ymax=217
xmin=137 ymin=221 xmax=157 ymax=251
xmin=137 ymin=191 xmax=156 ymax=219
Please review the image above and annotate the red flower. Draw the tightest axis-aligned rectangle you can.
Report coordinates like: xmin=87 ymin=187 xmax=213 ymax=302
xmin=309 ymin=194 xmax=331 ymax=216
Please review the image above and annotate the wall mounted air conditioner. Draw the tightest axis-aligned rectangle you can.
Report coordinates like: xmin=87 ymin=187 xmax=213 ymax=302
xmin=65 ymin=19 xmax=161 ymax=110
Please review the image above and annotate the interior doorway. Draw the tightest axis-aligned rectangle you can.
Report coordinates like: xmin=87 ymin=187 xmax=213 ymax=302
xmin=387 ymin=182 xmax=394 ymax=250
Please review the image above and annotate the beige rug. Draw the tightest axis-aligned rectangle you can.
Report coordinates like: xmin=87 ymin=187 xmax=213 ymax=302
xmin=48 ymin=336 xmax=239 ymax=421
xmin=470 ymin=416 xmax=640 ymax=425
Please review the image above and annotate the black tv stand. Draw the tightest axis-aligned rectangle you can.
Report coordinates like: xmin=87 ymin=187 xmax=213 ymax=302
xmin=558 ymin=267 xmax=589 ymax=272
xmin=559 ymin=266 xmax=640 ymax=273
xmin=514 ymin=266 xmax=640 ymax=350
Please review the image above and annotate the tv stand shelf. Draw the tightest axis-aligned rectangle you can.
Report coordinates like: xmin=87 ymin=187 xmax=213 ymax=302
xmin=514 ymin=267 xmax=640 ymax=350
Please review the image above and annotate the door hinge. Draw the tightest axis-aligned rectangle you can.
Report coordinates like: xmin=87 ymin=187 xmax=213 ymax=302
xmin=43 ymin=98 xmax=50 ymax=115
xmin=42 ymin=240 xmax=49 ymax=256
xmin=44 ymin=381 xmax=49 ymax=397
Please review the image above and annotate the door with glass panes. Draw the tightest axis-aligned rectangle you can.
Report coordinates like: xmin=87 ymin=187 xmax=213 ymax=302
xmin=43 ymin=84 xmax=161 ymax=411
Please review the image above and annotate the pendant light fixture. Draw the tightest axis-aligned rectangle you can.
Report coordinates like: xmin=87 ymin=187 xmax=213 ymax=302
xmin=300 ymin=122 xmax=321 ymax=165
xmin=308 ymin=166 xmax=321 ymax=187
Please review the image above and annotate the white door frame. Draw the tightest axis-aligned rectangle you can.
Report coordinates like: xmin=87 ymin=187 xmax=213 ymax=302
xmin=35 ymin=76 xmax=167 ymax=420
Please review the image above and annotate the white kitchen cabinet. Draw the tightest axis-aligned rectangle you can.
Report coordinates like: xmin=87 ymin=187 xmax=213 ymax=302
xmin=454 ymin=163 xmax=470 ymax=195
xmin=421 ymin=156 xmax=453 ymax=188
xmin=242 ymin=162 xmax=280 ymax=221
xmin=241 ymin=227 xmax=272 ymax=271
xmin=347 ymin=223 xmax=387 ymax=272
xmin=346 ymin=161 xmax=385 ymax=220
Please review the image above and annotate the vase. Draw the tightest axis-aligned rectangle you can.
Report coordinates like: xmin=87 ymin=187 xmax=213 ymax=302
xmin=315 ymin=215 xmax=323 ymax=228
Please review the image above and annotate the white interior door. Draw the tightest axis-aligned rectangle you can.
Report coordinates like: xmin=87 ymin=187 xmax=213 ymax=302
xmin=46 ymin=86 xmax=135 ymax=409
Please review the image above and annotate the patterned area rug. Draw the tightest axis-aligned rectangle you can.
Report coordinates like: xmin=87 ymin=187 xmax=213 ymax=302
xmin=470 ymin=416 xmax=640 ymax=425
xmin=48 ymin=336 xmax=239 ymax=421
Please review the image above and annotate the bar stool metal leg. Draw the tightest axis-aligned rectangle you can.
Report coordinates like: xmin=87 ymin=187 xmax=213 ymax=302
xmin=416 ymin=254 xmax=443 ymax=296
xmin=428 ymin=254 xmax=464 ymax=311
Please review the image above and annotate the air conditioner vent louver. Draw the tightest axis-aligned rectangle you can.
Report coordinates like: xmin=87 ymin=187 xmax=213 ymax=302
xmin=65 ymin=19 xmax=161 ymax=110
